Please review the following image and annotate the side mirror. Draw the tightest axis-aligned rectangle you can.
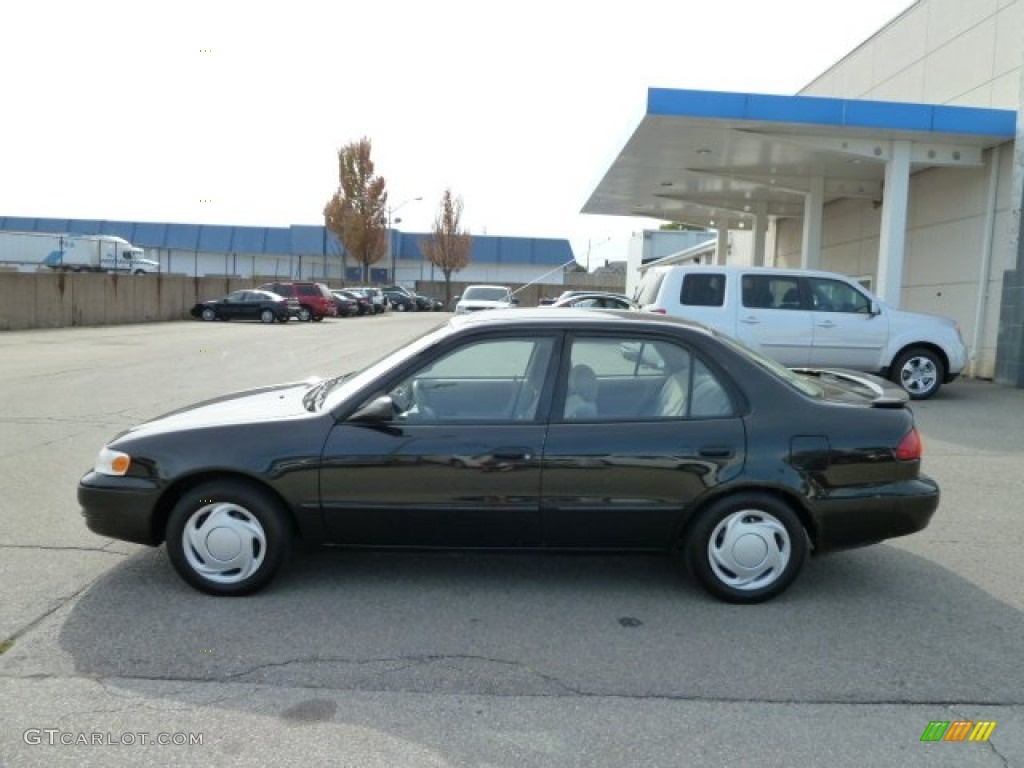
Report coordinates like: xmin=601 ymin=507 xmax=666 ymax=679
xmin=869 ymin=300 xmax=881 ymax=316
xmin=348 ymin=395 xmax=395 ymax=423
xmin=453 ymin=295 xmax=461 ymax=302
xmin=510 ymin=297 xmax=520 ymax=306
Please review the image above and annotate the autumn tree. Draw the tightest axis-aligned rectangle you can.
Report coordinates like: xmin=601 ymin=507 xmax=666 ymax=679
xmin=420 ymin=189 xmax=472 ymax=304
xmin=323 ymin=137 xmax=388 ymax=282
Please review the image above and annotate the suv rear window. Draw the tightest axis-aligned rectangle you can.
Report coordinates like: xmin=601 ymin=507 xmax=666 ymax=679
xmin=680 ymin=274 xmax=725 ymax=307
xmin=635 ymin=272 xmax=665 ymax=305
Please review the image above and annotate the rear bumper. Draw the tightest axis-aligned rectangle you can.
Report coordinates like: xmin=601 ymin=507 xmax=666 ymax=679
xmin=811 ymin=477 xmax=939 ymax=553
xmin=78 ymin=471 xmax=163 ymax=546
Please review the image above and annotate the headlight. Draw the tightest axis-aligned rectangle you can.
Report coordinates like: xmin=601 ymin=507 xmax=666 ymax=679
xmin=94 ymin=447 xmax=132 ymax=476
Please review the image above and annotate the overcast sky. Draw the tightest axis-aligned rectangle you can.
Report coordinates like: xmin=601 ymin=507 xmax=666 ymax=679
xmin=3 ymin=0 xmax=916 ymax=265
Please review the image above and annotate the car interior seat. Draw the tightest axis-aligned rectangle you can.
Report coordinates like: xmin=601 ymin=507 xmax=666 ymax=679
xmin=780 ymin=287 xmax=801 ymax=310
xmin=564 ymin=364 xmax=599 ymax=419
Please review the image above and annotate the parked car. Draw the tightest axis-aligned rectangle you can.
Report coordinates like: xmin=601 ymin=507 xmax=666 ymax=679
xmin=413 ymin=293 xmax=445 ymax=311
xmin=330 ymin=290 xmax=359 ymax=318
xmin=353 ymin=287 xmax=387 ymax=314
xmin=550 ymin=291 xmax=637 ymax=310
xmin=382 ymin=288 xmax=417 ymax=312
xmin=454 ymin=284 xmax=517 ymax=314
xmin=78 ymin=308 xmax=938 ymax=603
xmin=634 ymin=265 xmax=968 ymax=399
xmin=339 ymin=288 xmax=374 ymax=315
xmin=189 ymin=289 xmax=296 ymax=324
xmin=258 ymin=281 xmax=337 ymax=322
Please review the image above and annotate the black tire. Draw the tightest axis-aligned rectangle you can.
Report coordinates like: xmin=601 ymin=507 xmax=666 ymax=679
xmin=201 ymin=307 xmax=217 ymax=322
xmin=312 ymin=315 xmax=324 ymax=322
xmin=260 ymin=309 xmax=275 ymax=324
xmin=298 ymin=306 xmax=312 ymax=322
xmin=277 ymin=315 xmax=289 ymax=324
xmin=165 ymin=480 xmax=292 ymax=596
xmin=890 ymin=347 xmax=944 ymax=400
xmin=685 ymin=492 xmax=807 ymax=604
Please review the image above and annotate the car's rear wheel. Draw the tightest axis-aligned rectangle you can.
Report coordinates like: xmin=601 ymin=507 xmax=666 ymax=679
xmin=396 ymin=302 xmax=406 ymax=312
xmin=277 ymin=315 xmax=289 ymax=323
xmin=891 ymin=347 xmax=943 ymax=400
xmin=166 ymin=480 xmax=291 ymax=596
xmin=260 ymin=309 xmax=275 ymax=324
xmin=685 ymin=493 xmax=807 ymax=604
xmin=201 ymin=307 xmax=216 ymax=322
xmin=297 ymin=306 xmax=312 ymax=322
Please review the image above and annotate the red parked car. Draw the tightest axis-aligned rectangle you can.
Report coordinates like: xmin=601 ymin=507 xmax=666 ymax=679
xmin=258 ymin=282 xmax=337 ymax=322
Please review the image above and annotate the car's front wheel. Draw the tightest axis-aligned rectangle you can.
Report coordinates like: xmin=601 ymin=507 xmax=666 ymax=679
xmin=201 ymin=307 xmax=216 ymax=322
xmin=685 ymin=493 xmax=807 ymax=604
xmin=260 ymin=309 xmax=275 ymax=324
xmin=165 ymin=480 xmax=292 ymax=596
xmin=891 ymin=347 xmax=944 ymax=400
xmin=297 ymin=306 xmax=312 ymax=322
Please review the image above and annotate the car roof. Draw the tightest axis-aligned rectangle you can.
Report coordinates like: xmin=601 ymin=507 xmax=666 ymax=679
xmin=643 ymin=264 xmax=862 ymax=281
xmin=450 ymin=307 xmax=714 ymax=335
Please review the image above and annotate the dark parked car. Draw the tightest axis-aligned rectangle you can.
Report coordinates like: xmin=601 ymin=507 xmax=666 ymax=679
xmin=78 ymin=309 xmax=939 ymax=603
xmin=189 ymin=289 xmax=296 ymax=324
xmin=549 ymin=292 xmax=637 ymax=310
xmin=258 ymin=281 xmax=337 ymax=321
xmin=382 ymin=289 xmax=417 ymax=312
xmin=330 ymin=290 xmax=359 ymax=318
xmin=338 ymin=288 xmax=374 ymax=315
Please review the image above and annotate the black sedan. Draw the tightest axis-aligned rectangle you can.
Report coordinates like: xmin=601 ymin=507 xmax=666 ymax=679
xmin=190 ymin=289 xmax=296 ymax=324
xmin=550 ymin=292 xmax=638 ymax=310
xmin=78 ymin=309 xmax=939 ymax=603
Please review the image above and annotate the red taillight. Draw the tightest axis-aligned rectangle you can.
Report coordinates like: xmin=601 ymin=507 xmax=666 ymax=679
xmin=895 ymin=427 xmax=923 ymax=461
xmin=650 ymin=308 xmax=667 ymax=315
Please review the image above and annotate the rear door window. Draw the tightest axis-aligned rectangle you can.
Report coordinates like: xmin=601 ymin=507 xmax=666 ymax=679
xmin=680 ymin=273 xmax=726 ymax=306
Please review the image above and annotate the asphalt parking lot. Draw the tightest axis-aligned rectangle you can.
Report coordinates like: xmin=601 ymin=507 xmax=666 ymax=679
xmin=1 ymin=313 xmax=1023 ymax=767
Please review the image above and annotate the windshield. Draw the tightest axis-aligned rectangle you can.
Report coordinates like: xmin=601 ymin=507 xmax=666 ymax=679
xmin=316 ymin=320 xmax=454 ymax=412
xmin=463 ymin=287 xmax=509 ymax=302
xmin=712 ymin=331 xmax=825 ymax=399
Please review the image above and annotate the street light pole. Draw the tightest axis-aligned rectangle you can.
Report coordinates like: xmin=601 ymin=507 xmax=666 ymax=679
xmin=387 ymin=196 xmax=422 ymax=283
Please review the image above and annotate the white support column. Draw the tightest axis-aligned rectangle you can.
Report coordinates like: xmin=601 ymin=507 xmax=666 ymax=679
xmin=752 ymin=202 xmax=768 ymax=266
xmin=801 ymin=175 xmax=825 ymax=270
xmin=715 ymin=228 xmax=729 ymax=265
xmin=877 ymin=140 xmax=911 ymax=307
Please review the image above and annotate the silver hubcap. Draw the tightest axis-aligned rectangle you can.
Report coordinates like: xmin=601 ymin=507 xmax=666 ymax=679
xmin=708 ymin=509 xmax=790 ymax=591
xmin=261 ymin=310 xmax=274 ymax=323
xmin=900 ymin=356 xmax=937 ymax=395
xmin=182 ymin=502 xmax=266 ymax=584
xmin=202 ymin=308 xmax=215 ymax=321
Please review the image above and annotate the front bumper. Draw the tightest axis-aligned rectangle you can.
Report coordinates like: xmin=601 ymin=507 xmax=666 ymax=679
xmin=812 ymin=476 xmax=940 ymax=553
xmin=78 ymin=471 xmax=164 ymax=546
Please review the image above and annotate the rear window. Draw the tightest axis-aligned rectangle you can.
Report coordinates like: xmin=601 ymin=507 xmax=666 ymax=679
xmin=680 ymin=273 xmax=725 ymax=307
xmin=635 ymin=272 xmax=665 ymax=305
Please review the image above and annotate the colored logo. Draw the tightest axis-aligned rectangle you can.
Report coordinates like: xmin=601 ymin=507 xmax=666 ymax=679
xmin=920 ymin=721 xmax=996 ymax=742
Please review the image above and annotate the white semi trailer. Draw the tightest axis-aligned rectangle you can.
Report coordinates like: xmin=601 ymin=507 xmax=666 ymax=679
xmin=0 ymin=231 xmax=160 ymax=274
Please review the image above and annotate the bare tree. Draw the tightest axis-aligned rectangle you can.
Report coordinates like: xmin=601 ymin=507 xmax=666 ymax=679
xmin=420 ymin=189 xmax=472 ymax=305
xmin=323 ymin=137 xmax=388 ymax=283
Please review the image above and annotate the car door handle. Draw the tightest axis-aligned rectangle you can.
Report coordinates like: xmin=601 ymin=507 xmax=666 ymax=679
xmin=817 ymin=320 xmax=836 ymax=328
xmin=740 ymin=316 xmax=760 ymax=325
xmin=698 ymin=446 xmax=734 ymax=459
xmin=492 ymin=447 xmax=534 ymax=461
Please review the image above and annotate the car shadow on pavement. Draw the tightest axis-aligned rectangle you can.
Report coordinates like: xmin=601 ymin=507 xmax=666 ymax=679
xmin=43 ymin=542 xmax=1024 ymax=705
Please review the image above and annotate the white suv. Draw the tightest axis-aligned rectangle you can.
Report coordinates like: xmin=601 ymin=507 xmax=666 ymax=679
xmin=635 ymin=265 xmax=967 ymax=399
xmin=454 ymin=285 xmax=517 ymax=315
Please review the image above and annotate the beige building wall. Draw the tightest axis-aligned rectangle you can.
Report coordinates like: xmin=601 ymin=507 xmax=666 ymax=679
xmin=772 ymin=0 xmax=1022 ymax=377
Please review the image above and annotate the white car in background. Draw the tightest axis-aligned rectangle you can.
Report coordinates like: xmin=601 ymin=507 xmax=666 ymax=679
xmin=634 ymin=265 xmax=968 ymax=400
xmin=454 ymin=285 xmax=517 ymax=314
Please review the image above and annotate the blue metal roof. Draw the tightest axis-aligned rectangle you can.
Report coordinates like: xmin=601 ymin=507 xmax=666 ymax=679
xmin=0 ymin=216 xmax=574 ymax=266
xmin=646 ymin=88 xmax=1016 ymax=138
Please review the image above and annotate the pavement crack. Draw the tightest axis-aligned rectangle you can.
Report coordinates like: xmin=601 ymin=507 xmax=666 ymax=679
xmin=0 ymin=543 xmax=128 ymax=555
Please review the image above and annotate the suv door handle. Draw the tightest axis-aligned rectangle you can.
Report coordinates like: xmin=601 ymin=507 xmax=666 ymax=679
xmin=817 ymin=320 xmax=836 ymax=328
xmin=740 ymin=316 xmax=760 ymax=325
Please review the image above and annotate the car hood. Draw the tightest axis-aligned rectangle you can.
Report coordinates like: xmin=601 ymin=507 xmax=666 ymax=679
xmin=114 ymin=380 xmax=319 ymax=440
xmin=458 ymin=299 xmax=511 ymax=308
